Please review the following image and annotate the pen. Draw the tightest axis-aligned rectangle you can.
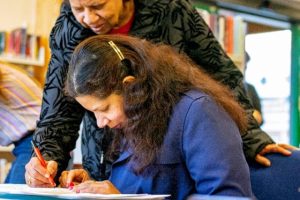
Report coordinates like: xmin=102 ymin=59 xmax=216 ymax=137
xmin=31 ymin=140 xmax=56 ymax=186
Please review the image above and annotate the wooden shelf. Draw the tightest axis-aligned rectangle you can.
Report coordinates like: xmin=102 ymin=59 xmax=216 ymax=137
xmin=0 ymin=145 xmax=14 ymax=162
xmin=0 ymin=50 xmax=45 ymax=67
xmin=0 ymin=145 xmax=13 ymax=152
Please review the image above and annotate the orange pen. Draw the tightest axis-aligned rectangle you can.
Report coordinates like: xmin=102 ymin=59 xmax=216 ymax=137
xmin=31 ymin=140 xmax=56 ymax=186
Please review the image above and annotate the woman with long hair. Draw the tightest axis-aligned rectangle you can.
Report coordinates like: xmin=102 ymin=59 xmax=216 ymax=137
xmin=59 ymin=35 xmax=253 ymax=199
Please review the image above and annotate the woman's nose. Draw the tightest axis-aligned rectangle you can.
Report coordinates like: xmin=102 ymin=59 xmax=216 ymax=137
xmin=96 ymin=116 xmax=109 ymax=128
xmin=83 ymin=10 xmax=98 ymax=26
xmin=97 ymin=118 xmax=109 ymax=128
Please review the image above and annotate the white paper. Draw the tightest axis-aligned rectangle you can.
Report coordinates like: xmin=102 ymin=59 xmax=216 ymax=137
xmin=0 ymin=184 xmax=169 ymax=199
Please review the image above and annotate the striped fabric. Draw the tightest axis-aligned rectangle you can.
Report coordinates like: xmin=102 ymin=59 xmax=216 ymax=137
xmin=0 ymin=63 xmax=42 ymax=146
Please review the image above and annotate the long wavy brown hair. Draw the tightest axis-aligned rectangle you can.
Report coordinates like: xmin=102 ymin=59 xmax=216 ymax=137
xmin=65 ymin=34 xmax=247 ymax=173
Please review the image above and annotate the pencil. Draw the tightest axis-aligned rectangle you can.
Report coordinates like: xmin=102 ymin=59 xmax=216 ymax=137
xmin=31 ymin=140 xmax=56 ymax=186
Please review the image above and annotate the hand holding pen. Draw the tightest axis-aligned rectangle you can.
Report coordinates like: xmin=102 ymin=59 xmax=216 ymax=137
xmin=24 ymin=141 xmax=57 ymax=187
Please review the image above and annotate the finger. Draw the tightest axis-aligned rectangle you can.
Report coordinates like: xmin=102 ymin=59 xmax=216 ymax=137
xmin=59 ymin=171 xmax=69 ymax=188
xmin=31 ymin=176 xmax=54 ymax=188
xmin=25 ymin=172 xmax=32 ymax=186
xmin=26 ymin=158 xmax=50 ymax=184
xmin=75 ymin=180 xmax=120 ymax=194
xmin=276 ymin=146 xmax=292 ymax=156
xmin=258 ymin=144 xmax=276 ymax=155
xmin=75 ymin=181 xmax=101 ymax=194
xmin=25 ymin=157 xmax=56 ymax=187
xmin=265 ymin=144 xmax=292 ymax=156
xmin=68 ymin=169 xmax=90 ymax=185
xmin=255 ymin=154 xmax=271 ymax=167
xmin=66 ymin=170 xmax=79 ymax=185
xmin=59 ymin=170 xmax=84 ymax=188
xmin=46 ymin=160 xmax=58 ymax=177
xmin=278 ymin=144 xmax=299 ymax=151
xmin=258 ymin=144 xmax=288 ymax=155
xmin=25 ymin=157 xmax=41 ymax=175
xmin=25 ymin=171 xmax=53 ymax=188
xmin=78 ymin=169 xmax=90 ymax=182
xmin=60 ymin=175 xmax=80 ymax=188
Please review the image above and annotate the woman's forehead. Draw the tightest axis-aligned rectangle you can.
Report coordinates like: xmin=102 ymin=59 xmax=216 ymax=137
xmin=69 ymin=0 xmax=118 ymax=6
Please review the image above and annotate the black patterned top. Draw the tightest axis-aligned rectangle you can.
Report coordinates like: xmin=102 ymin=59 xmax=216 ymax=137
xmin=33 ymin=0 xmax=274 ymax=180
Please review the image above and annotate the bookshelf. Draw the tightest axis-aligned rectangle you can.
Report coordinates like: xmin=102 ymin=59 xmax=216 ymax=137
xmin=0 ymin=28 xmax=46 ymax=68
xmin=0 ymin=0 xmax=62 ymax=182
xmin=0 ymin=54 xmax=44 ymax=67
xmin=193 ymin=0 xmax=300 ymax=146
xmin=0 ymin=0 xmax=62 ymax=85
xmin=194 ymin=2 xmax=247 ymax=71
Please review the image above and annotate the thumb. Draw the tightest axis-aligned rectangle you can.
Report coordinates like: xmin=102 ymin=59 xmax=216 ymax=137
xmin=47 ymin=160 xmax=58 ymax=177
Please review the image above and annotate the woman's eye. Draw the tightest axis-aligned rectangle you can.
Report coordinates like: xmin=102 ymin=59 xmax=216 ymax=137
xmin=72 ymin=7 xmax=83 ymax=12
xmin=97 ymin=106 xmax=108 ymax=112
xmin=91 ymin=5 xmax=104 ymax=10
xmin=102 ymin=106 xmax=109 ymax=112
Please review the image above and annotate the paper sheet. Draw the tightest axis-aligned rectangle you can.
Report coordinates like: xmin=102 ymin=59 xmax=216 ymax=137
xmin=0 ymin=184 xmax=169 ymax=199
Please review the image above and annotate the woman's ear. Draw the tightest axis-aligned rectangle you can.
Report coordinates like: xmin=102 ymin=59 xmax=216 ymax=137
xmin=122 ymin=75 xmax=135 ymax=84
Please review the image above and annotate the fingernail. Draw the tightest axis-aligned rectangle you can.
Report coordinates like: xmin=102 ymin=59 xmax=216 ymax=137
xmin=76 ymin=189 xmax=80 ymax=193
xmin=68 ymin=182 xmax=74 ymax=190
xmin=45 ymin=174 xmax=49 ymax=178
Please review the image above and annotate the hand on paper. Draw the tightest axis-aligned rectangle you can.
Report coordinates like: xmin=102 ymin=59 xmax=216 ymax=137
xmin=73 ymin=180 xmax=121 ymax=194
xmin=59 ymin=169 xmax=90 ymax=188
xmin=255 ymin=143 xmax=298 ymax=166
xmin=25 ymin=157 xmax=57 ymax=187
xmin=59 ymin=169 xmax=120 ymax=194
